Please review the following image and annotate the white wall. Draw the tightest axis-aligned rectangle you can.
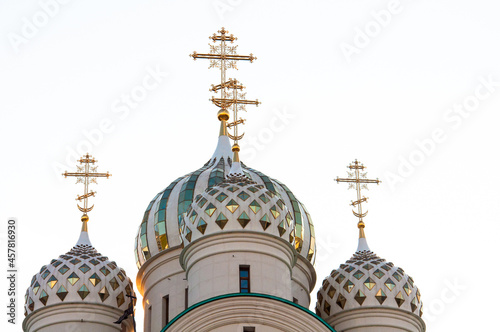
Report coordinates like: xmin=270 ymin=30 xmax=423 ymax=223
xmin=23 ymin=303 xmax=133 ymax=332
xmin=181 ymin=232 xmax=296 ymax=305
xmin=291 ymin=255 xmax=317 ymax=307
xmin=327 ymin=307 xmax=426 ymax=332
xmin=136 ymin=246 xmax=187 ymax=332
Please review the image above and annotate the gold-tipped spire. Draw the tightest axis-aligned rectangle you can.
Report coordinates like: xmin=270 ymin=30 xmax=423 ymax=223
xmin=217 ymin=108 xmax=230 ymax=136
xmin=232 ymin=143 xmax=240 ymax=162
xmin=191 ymin=27 xmax=260 ymax=151
xmin=62 ymin=154 xmax=111 ymax=226
xmin=81 ymin=215 xmax=89 ymax=232
xmin=335 ymin=160 xmax=381 ymax=238
xmin=359 ymin=224 xmax=365 ymax=239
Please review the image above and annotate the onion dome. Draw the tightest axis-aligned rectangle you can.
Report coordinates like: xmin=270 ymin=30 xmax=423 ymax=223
xmin=24 ymin=222 xmax=135 ymax=318
xmin=136 ymin=28 xmax=315 ymax=269
xmin=134 ymin=132 xmax=316 ymax=268
xmin=315 ymin=235 xmax=423 ymax=319
xmin=179 ymin=166 xmax=295 ymax=246
xmin=316 ymin=159 xmax=423 ymax=323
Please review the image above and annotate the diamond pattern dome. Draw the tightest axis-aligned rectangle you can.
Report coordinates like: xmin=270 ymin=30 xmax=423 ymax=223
xmin=24 ymin=233 xmax=135 ymax=318
xmin=315 ymin=245 xmax=422 ymax=320
xmin=180 ymin=173 xmax=295 ymax=246
xmin=135 ymin=136 xmax=316 ymax=269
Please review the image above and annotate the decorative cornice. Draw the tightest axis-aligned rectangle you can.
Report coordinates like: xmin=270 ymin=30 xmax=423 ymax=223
xmin=161 ymin=293 xmax=336 ymax=332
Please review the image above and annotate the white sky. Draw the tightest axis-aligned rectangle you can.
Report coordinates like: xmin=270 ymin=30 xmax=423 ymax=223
xmin=1 ymin=0 xmax=499 ymax=331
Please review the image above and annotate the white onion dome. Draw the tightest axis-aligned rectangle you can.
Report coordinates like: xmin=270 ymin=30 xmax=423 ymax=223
xmin=315 ymin=236 xmax=422 ymax=320
xmin=135 ymin=134 xmax=316 ymax=268
xmin=24 ymin=226 xmax=135 ymax=318
xmin=180 ymin=171 xmax=295 ymax=247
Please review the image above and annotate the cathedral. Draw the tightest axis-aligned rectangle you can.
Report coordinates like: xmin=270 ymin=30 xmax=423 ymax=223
xmin=22 ymin=28 xmax=426 ymax=332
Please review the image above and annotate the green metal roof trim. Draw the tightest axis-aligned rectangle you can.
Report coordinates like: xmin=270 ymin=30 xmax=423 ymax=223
xmin=160 ymin=292 xmax=336 ymax=332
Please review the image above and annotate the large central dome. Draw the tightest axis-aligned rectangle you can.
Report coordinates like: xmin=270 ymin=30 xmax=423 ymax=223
xmin=134 ymin=133 xmax=316 ymax=269
xmin=180 ymin=171 xmax=296 ymax=247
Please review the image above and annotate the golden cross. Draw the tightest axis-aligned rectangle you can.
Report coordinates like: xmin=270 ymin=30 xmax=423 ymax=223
xmin=218 ymin=79 xmax=259 ymax=144
xmin=62 ymin=153 xmax=111 ymax=222
xmin=190 ymin=28 xmax=259 ymax=149
xmin=190 ymin=27 xmax=256 ymax=102
xmin=336 ymin=160 xmax=380 ymax=230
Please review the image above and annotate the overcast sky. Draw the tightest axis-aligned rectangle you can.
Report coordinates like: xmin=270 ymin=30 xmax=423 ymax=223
xmin=1 ymin=1 xmax=499 ymax=331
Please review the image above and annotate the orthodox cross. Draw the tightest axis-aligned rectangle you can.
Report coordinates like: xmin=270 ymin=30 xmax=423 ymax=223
xmin=190 ymin=27 xmax=256 ymax=99
xmin=218 ymin=79 xmax=260 ymax=143
xmin=190 ymin=28 xmax=259 ymax=146
xmin=62 ymin=153 xmax=111 ymax=222
xmin=336 ymin=160 xmax=380 ymax=230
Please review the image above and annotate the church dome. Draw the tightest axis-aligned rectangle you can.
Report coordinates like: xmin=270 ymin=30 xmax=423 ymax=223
xmin=179 ymin=171 xmax=295 ymax=246
xmin=315 ymin=236 xmax=423 ymax=320
xmin=134 ymin=134 xmax=316 ymax=269
xmin=24 ymin=229 xmax=135 ymax=318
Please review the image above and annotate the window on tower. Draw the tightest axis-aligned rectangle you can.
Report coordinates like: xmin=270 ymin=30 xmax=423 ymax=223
xmin=145 ymin=305 xmax=152 ymax=332
xmin=239 ymin=265 xmax=250 ymax=293
xmin=162 ymin=295 xmax=169 ymax=325
xmin=243 ymin=327 xmax=255 ymax=332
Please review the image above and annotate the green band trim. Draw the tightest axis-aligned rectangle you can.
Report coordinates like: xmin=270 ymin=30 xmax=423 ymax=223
xmin=161 ymin=292 xmax=336 ymax=332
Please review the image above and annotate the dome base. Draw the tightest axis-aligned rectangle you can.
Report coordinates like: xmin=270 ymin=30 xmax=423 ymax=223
xmin=327 ymin=307 xmax=425 ymax=332
xmin=22 ymin=302 xmax=134 ymax=332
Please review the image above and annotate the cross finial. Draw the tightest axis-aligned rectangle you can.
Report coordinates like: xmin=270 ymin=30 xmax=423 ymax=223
xmin=336 ymin=159 xmax=381 ymax=238
xmin=191 ymin=27 xmax=256 ymax=90
xmin=62 ymin=154 xmax=111 ymax=226
xmin=222 ymin=79 xmax=260 ymax=159
xmin=190 ymin=28 xmax=259 ymax=157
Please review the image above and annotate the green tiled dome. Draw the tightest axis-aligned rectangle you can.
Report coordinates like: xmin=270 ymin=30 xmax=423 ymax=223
xmin=135 ymin=136 xmax=316 ymax=269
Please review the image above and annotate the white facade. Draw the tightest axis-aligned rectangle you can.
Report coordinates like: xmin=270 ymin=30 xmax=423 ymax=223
xmin=181 ymin=232 xmax=295 ymax=304
xmin=135 ymin=246 xmax=187 ymax=332
xmin=22 ymin=303 xmax=133 ymax=332
xmin=291 ymin=255 xmax=316 ymax=307
xmin=136 ymin=231 xmax=324 ymax=332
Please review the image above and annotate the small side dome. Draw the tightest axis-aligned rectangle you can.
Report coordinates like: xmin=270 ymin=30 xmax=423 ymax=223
xmin=316 ymin=245 xmax=422 ymax=319
xmin=24 ymin=232 xmax=135 ymax=318
xmin=180 ymin=173 xmax=296 ymax=246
